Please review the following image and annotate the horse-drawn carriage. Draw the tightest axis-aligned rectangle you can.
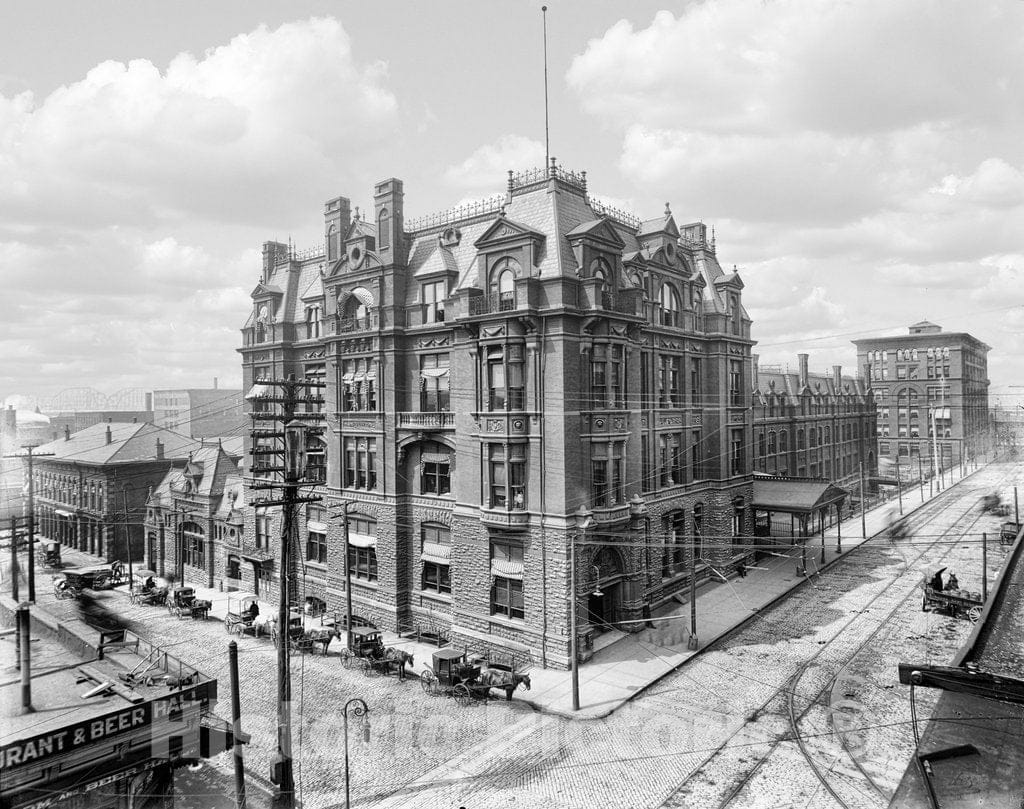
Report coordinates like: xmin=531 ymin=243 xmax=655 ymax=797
xmin=53 ymin=562 xmax=126 ymax=599
xmin=224 ymin=592 xmax=265 ymax=637
xmin=42 ymin=542 xmax=62 ymax=570
xmin=166 ymin=586 xmax=212 ymax=620
xmin=265 ymin=610 xmax=339 ymax=654
xmin=1001 ymin=521 xmax=1022 ymax=546
xmin=418 ymin=648 xmax=530 ymax=705
xmin=921 ymin=569 xmax=983 ymax=622
xmin=982 ymin=493 xmax=1012 ymax=517
xmin=338 ymin=626 xmax=413 ymax=678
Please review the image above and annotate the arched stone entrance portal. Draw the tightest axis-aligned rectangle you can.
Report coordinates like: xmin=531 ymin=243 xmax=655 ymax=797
xmin=584 ymin=546 xmax=630 ymax=634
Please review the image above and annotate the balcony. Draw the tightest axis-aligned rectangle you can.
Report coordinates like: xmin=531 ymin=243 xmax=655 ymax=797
xmin=480 ymin=507 xmax=531 ymax=530
xmin=589 ymin=502 xmax=633 ymax=527
xmin=397 ymin=411 xmax=455 ymax=430
xmin=328 ymin=313 xmax=379 ymax=335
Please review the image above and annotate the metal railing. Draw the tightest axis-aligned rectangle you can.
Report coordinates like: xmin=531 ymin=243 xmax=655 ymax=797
xmin=405 ymin=195 xmax=506 ymax=232
xmin=588 ymin=197 xmax=642 ymax=230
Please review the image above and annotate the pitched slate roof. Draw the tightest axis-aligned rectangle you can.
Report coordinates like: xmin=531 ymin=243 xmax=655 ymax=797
xmin=32 ymin=423 xmax=198 ymax=465
xmin=753 ymin=478 xmax=848 ymax=514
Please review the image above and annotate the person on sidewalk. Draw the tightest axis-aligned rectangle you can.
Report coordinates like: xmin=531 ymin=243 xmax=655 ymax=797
xmin=736 ymin=561 xmax=747 ymax=578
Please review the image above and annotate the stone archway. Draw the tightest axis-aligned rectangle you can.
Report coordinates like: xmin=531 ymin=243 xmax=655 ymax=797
xmin=584 ymin=545 xmax=629 ymax=632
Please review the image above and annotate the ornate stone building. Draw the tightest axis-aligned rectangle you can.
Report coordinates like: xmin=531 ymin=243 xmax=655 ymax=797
xmin=238 ymin=164 xmax=755 ymax=668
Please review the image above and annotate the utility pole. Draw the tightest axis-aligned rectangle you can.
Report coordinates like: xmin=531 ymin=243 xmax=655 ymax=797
xmin=121 ymin=486 xmax=134 ymax=591
xmin=10 ymin=516 xmax=20 ymax=601
xmin=918 ymin=456 xmax=925 ymax=503
xmin=896 ymin=460 xmax=903 ymax=515
xmin=859 ymin=462 xmax=867 ymax=539
xmin=4 ymin=445 xmax=55 ymax=602
xmin=246 ymin=373 xmax=325 ymax=808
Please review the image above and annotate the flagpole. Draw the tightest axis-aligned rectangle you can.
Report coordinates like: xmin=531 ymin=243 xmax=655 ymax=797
xmin=542 ymin=6 xmax=550 ymax=167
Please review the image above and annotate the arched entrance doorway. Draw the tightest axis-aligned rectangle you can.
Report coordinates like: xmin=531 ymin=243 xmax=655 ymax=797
xmin=585 ymin=546 xmax=627 ymax=633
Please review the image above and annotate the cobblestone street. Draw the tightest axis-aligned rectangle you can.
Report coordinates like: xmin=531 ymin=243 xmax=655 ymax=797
xmin=21 ymin=463 xmax=1022 ymax=809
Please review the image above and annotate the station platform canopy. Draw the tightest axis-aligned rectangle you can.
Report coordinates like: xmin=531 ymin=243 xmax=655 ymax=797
xmin=753 ymin=477 xmax=848 ymax=516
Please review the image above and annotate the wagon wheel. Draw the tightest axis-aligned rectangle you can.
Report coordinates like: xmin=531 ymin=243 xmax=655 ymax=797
xmin=420 ymin=669 xmax=436 ymax=694
xmin=967 ymin=605 xmax=982 ymax=623
xmin=453 ymin=683 xmax=472 ymax=707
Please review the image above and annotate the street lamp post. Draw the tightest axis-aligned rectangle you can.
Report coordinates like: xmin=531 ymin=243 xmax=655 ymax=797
xmin=569 ymin=505 xmax=595 ymax=712
xmin=342 ymin=698 xmax=370 ymax=809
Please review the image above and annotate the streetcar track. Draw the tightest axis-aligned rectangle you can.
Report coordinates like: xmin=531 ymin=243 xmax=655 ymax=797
xmin=660 ymin=467 xmax=1017 ymax=809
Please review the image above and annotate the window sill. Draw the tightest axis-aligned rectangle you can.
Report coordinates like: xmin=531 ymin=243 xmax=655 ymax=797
xmin=419 ymin=589 xmax=452 ymax=602
xmin=351 ymin=577 xmax=379 ymax=589
xmin=303 ymin=561 xmax=328 ymax=572
xmin=488 ymin=613 xmax=526 ymax=630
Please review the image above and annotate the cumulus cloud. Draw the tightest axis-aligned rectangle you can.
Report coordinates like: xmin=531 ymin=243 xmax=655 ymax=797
xmin=443 ymin=135 xmax=545 ymax=190
xmin=0 ymin=17 xmax=399 ymax=231
xmin=568 ymin=1 xmax=1024 ymax=393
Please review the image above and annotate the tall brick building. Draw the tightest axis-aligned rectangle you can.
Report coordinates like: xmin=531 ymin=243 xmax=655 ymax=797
xmin=752 ymin=354 xmax=877 ymax=489
xmin=238 ymin=164 xmax=755 ymax=668
xmin=853 ymin=322 xmax=990 ymax=475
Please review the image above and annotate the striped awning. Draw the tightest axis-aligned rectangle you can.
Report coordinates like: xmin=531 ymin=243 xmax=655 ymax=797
xmin=491 ymin=559 xmax=524 ymax=579
xmin=420 ymin=368 xmax=450 ymax=378
xmin=348 ymin=532 xmax=376 ymax=549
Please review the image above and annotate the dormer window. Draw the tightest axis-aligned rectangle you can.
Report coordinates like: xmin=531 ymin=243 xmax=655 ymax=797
xmin=304 ymin=305 xmax=322 ymax=339
xmin=491 ymin=257 xmax=520 ymax=312
xmin=421 ymin=279 xmax=447 ymax=324
xmin=659 ymin=283 xmax=681 ymax=327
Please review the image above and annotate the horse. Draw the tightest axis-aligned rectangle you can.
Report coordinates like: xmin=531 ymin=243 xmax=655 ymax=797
xmin=304 ymin=627 xmax=339 ymax=655
xmin=479 ymin=669 xmax=532 ymax=701
xmin=382 ymin=648 xmax=414 ymax=680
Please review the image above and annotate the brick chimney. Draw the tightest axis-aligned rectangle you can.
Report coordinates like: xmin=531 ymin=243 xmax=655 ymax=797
xmin=833 ymin=364 xmax=842 ymax=388
xmin=64 ymin=425 xmax=70 ymax=441
xmin=156 ymin=439 xmax=164 ymax=460
xmin=752 ymin=354 xmax=760 ymax=389
xmin=798 ymin=353 xmax=809 ymax=389
xmin=105 ymin=425 xmax=112 ymax=444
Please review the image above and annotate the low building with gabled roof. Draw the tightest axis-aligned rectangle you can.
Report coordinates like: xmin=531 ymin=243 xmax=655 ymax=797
xmin=26 ymin=422 xmax=199 ymax=563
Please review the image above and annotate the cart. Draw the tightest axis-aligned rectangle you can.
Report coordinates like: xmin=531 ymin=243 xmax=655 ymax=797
xmin=53 ymin=564 xmax=123 ymax=599
xmin=1000 ymin=521 xmax=1022 ymax=546
xmin=921 ymin=574 xmax=983 ymax=622
xmin=166 ymin=586 xmax=212 ymax=620
xmin=224 ymin=592 xmax=264 ymax=637
xmin=42 ymin=542 xmax=62 ymax=570
xmin=339 ymin=626 xmax=384 ymax=671
xmin=419 ymin=648 xmax=488 ymax=706
xmin=269 ymin=610 xmax=311 ymax=652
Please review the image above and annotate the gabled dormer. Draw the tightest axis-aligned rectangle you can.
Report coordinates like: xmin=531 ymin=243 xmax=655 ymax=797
xmin=637 ymin=204 xmax=680 ymax=255
xmin=344 ymin=208 xmax=378 ymax=271
xmin=565 ymin=217 xmax=626 ymax=286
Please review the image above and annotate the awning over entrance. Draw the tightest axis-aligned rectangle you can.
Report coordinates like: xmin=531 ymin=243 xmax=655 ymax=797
xmin=753 ymin=478 xmax=848 ymax=515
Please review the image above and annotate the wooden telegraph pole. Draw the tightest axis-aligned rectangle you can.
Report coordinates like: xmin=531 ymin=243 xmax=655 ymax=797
xmin=246 ymin=373 xmax=325 ymax=808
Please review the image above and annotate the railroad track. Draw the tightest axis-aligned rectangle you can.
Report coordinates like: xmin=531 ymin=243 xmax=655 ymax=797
xmin=658 ymin=465 xmax=1018 ymax=809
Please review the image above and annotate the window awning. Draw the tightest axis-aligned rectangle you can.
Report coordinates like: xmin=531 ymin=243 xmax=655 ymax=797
xmin=421 ymin=452 xmax=451 ymax=464
xmin=422 ymin=542 xmax=451 ymax=561
xmin=421 ymin=550 xmax=451 ymax=566
xmin=348 ymin=532 xmax=376 ymax=549
xmin=491 ymin=559 xmax=524 ymax=579
xmin=246 ymin=383 xmax=270 ymax=399
xmin=342 ymin=372 xmax=355 ymax=383
xmin=753 ymin=478 xmax=848 ymax=515
xmin=55 ymin=509 xmax=73 ymax=518
xmin=307 ymin=521 xmax=327 ymax=533
xmin=420 ymin=368 xmax=450 ymax=379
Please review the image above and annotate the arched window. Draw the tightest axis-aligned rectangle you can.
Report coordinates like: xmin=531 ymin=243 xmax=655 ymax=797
xmin=797 ymin=429 xmax=805 ymax=450
xmin=659 ymin=283 xmax=681 ymax=327
xmin=491 ymin=257 xmax=520 ymax=311
xmin=377 ymin=208 xmax=390 ymax=250
xmin=757 ymin=432 xmax=766 ymax=458
xmin=327 ymin=224 xmax=337 ymax=261
xmin=780 ymin=430 xmax=789 ymax=452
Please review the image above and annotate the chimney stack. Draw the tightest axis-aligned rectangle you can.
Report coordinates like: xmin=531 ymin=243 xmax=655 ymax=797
xmin=833 ymin=365 xmax=842 ymax=388
xmin=214 ymin=377 xmax=218 ymax=390
xmin=105 ymin=426 xmax=112 ymax=445
xmin=64 ymin=425 xmax=70 ymax=441
xmin=752 ymin=354 xmax=760 ymax=389
xmin=798 ymin=354 xmax=809 ymax=389
xmin=156 ymin=439 xmax=164 ymax=460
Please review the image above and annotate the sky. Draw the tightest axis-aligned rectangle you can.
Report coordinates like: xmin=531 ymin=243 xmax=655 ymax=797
xmin=1 ymin=0 xmax=1022 ymax=410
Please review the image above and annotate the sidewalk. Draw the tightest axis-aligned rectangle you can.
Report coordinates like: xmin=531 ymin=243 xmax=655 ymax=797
xmin=29 ymin=463 xmax=981 ymax=722
xmin=519 ymin=464 xmax=979 ymax=719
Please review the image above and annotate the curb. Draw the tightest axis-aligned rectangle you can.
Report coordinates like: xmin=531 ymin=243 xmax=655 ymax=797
xmin=519 ymin=467 xmax=983 ymax=721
